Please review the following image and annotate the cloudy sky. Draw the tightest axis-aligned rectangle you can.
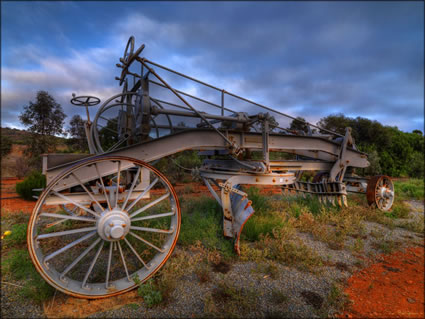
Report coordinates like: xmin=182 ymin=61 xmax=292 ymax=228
xmin=1 ymin=1 xmax=423 ymax=133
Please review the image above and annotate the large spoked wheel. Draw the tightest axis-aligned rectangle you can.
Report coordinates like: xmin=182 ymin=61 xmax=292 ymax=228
xmin=91 ymin=92 xmax=172 ymax=154
xmin=366 ymin=175 xmax=394 ymax=211
xmin=27 ymin=156 xmax=181 ymax=298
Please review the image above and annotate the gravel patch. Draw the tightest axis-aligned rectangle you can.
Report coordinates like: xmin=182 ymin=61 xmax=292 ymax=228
xmin=3 ymin=201 xmax=423 ymax=318
xmin=296 ymin=232 xmax=357 ymax=267
xmin=1 ymin=282 xmax=45 ymax=318
xmin=405 ymin=200 xmax=424 ymax=213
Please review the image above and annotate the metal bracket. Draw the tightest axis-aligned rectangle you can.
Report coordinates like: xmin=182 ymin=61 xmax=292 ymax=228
xmin=329 ymin=127 xmax=352 ymax=182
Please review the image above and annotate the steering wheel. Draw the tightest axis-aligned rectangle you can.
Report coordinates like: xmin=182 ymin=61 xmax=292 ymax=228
xmin=122 ymin=36 xmax=135 ymax=65
xmin=70 ymin=95 xmax=101 ymax=107
xmin=118 ymin=36 xmax=145 ymax=86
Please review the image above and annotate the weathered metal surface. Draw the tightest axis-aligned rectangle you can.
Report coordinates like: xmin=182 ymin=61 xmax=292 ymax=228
xmin=30 ymin=35 xmax=396 ymax=299
xmin=366 ymin=175 xmax=394 ymax=211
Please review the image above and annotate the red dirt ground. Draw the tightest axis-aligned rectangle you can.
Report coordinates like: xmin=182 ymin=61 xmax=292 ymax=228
xmin=0 ymin=178 xmax=36 ymax=214
xmin=339 ymin=246 xmax=425 ymax=318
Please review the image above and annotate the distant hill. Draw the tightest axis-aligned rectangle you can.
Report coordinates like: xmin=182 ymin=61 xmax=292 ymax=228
xmin=1 ymin=127 xmax=69 ymax=145
xmin=1 ymin=127 xmax=70 ymax=178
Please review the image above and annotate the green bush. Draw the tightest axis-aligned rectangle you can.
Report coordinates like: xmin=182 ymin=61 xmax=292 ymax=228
xmin=1 ymin=135 xmax=12 ymax=156
xmin=16 ymin=171 xmax=46 ymax=200
xmin=137 ymin=278 xmax=163 ymax=308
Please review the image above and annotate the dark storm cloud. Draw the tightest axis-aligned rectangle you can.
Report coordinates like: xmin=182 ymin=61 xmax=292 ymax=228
xmin=1 ymin=1 xmax=423 ymax=132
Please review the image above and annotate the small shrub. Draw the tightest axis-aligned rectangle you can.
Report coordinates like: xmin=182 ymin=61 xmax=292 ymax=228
xmin=15 ymin=157 xmax=32 ymax=179
xmin=351 ymin=238 xmax=364 ymax=254
xmin=319 ymin=283 xmax=349 ymax=317
xmin=372 ymin=240 xmax=397 ymax=254
xmin=16 ymin=171 xmax=46 ymax=200
xmin=195 ymin=264 xmax=211 ymax=283
xmin=259 ymin=226 xmax=323 ymax=272
xmin=137 ymin=278 xmax=163 ymax=308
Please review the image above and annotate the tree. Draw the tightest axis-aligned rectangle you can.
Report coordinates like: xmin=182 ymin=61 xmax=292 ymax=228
xmin=317 ymin=113 xmax=424 ymax=178
xmin=1 ymin=135 xmax=12 ymax=156
xmin=67 ymin=115 xmax=89 ymax=152
xmin=412 ymin=129 xmax=423 ymax=136
xmin=19 ymin=91 xmax=66 ymax=167
xmin=316 ymin=113 xmax=352 ymax=135
xmin=289 ymin=116 xmax=309 ymax=134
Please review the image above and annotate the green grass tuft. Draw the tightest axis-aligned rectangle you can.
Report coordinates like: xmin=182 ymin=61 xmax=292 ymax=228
xmin=2 ymin=249 xmax=55 ymax=303
xmin=179 ymin=196 xmax=234 ymax=256
xmin=394 ymin=179 xmax=424 ymax=200
xmin=2 ymin=223 xmax=28 ymax=248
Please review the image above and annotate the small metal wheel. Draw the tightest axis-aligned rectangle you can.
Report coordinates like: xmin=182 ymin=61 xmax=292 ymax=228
xmin=366 ymin=175 xmax=394 ymax=211
xmin=27 ymin=156 xmax=180 ymax=298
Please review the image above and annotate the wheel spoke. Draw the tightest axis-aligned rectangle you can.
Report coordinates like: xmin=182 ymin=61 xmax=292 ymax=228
xmin=377 ymin=198 xmax=383 ymax=209
xmin=105 ymin=242 xmax=114 ymax=288
xmin=99 ymin=116 xmax=118 ymax=124
xmin=130 ymin=225 xmax=174 ymax=234
xmin=82 ymin=241 xmax=105 ymax=288
xmin=117 ymin=241 xmax=130 ymax=281
xmin=123 ymin=237 xmax=150 ymax=269
xmin=40 ymin=213 xmax=96 ymax=223
xmin=52 ymin=191 xmax=100 ymax=218
xmin=97 ymin=123 xmax=118 ymax=135
xmin=115 ymin=161 xmax=122 ymax=208
xmin=61 ymin=204 xmax=78 ymax=216
xmin=43 ymin=231 xmax=97 ymax=262
xmin=95 ymin=163 xmax=112 ymax=211
xmin=37 ymin=226 xmax=97 ymax=239
xmin=130 ymin=192 xmax=170 ymax=218
xmin=125 ymin=177 xmax=159 ymax=212
xmin=28 ymin=156 xmax=181 ymax=297
xmin=71 ymin=173 xmax=104 ymax=212
xmin=122 ymin=166 xmax=141 ymax=210
xmin=108 ymin=135 xmax=130 ymax=152
xmin=129 ymin=231 xmax=164 ymax=253
xmin=60 ymin=237 xmax=102 ymax=279
xmin=131 ymin=211 xmax=175 ymax=222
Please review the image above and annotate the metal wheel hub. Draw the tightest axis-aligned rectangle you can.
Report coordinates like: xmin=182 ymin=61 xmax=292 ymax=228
xmin=97 ymin=210 xmax=131 ymax=241
xmin=379 ymin=187 xmax=393 ymax=199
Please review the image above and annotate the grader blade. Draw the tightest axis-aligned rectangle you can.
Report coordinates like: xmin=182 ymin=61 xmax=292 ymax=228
xmin=230 ymin=187 xmax=255 ymax=255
